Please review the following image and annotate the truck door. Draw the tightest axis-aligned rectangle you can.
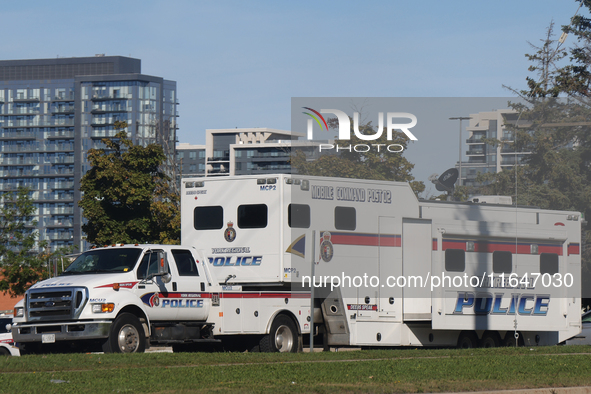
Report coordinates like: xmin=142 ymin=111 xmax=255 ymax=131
xmin=136 ymin=250 xmax=177 ymax=321
xmin=169 ymin=249 xmax=210 ymax=322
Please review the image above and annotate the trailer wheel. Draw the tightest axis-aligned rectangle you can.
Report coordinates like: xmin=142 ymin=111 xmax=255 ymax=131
xmin=480 ymin=331 xmax=501 ymax=348
xmin=103 ymin=313 xmax=146 ymax=353
xmin=260 ymin=315 xmax=299 ymax=353
xmin=456 ymin=331 xmax=479 ymax=349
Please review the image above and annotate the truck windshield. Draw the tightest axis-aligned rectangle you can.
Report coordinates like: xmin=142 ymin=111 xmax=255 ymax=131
xmin=62 ymin=248 xmax=142 ymax=275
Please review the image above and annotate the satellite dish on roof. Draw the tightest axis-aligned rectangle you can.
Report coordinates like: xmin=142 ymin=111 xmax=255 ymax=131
xmin=431 ymin=168 xmax=459 ymax=196
xmin=438 ymin=168 xmax=458 ymax=190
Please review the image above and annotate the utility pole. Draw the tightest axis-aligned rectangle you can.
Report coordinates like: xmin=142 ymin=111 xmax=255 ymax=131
xmin=449 ymin=117 xmax=471 ymax=187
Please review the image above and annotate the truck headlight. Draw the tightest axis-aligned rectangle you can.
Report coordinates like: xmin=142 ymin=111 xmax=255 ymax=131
xmin=14 ymin=307 xmax=24 ymax=317
xmin=92 ymin=303 xmax=115 ymax=313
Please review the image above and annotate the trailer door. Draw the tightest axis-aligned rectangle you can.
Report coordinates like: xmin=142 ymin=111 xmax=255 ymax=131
xmin=378 ymin=216 xmax=402 ymax=322
xmin=402 ymin=218 xmax=432 ymax=321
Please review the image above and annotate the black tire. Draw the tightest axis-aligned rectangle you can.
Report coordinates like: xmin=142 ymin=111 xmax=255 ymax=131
xmin=102 ymin=313 xmax=146 ymax=353
xmin=0 ymin=347 xmax=10 ymax=356
xmin=480 ymin=331 xmax=501 ymax=348
xmin=259 ymin=314 xmax=299 ymax=353
xmin=456 ymin=331 xmax=479 ymax=349
xmin=19 ymin=342 xmax=43 ymax=355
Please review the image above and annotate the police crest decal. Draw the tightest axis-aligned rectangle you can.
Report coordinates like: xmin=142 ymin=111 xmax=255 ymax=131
xmin=320 ymin=231 xmax=334 ymax=262
xmin=224 ymin=221 xmax=236 ymax=242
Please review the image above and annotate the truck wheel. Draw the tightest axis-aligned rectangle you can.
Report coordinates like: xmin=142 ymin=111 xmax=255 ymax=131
xmin=0 ymin=347 xmax=10 ymax=356
xmin=456 ymin=331 xmax=478 ymax=349
xmin=480 ymin=331 xmax=501 ymax=348
xmin=260 ymin=315 xmax=299 ymax=353
xmin=103 ymin=313 xmax=146 ymax=353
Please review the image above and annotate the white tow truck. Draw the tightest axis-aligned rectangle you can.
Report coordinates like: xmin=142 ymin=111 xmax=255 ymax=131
xmin=11 ymin=175 xmax=582 ymax=353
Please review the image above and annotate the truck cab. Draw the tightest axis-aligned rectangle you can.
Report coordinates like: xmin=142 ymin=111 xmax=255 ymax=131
xmin=12 ymin=244 xmax=219 ymax=353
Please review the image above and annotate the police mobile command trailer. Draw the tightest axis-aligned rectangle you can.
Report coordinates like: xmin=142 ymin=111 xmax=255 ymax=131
xmin=10 ymin=175 xmax=582 ymax=353
xmin=182 ymin=174 xmax=582 ymax=348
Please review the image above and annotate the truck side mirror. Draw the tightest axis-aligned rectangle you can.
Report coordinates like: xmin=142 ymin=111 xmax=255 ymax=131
xmin=157 ymin=251 xmax=171 ymax=284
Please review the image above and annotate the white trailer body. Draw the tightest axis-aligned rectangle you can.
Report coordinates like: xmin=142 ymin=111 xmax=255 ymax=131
xmin=181 ymin=174 xmax=581 ymax=347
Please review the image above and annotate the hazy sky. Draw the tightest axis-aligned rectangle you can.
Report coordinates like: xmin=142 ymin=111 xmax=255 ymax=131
xmin=3 ymin=0 xmax=582 ymax=189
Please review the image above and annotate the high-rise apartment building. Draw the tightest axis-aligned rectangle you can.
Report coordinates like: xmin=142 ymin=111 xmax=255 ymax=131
xmin=458 ymin=109 xmax=529 ymax=187
xmin=0 ymin=55 xmax=178 ymax=252
xmin=176 ymin=128 xmax=318 ymax=180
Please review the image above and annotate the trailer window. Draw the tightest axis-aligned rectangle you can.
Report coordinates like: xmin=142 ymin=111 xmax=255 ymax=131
xmin=288 ymin=204 xmax=310 ymax=228
xmin=445 ymin=249 xmax=465 ymax=272
xmin=493 ymin=251 xmax=512 ymax=274
xmin=334 ymin=206 xmax=356 ymax=230
xmin=172 ymin=249 xmax=199 ymax=276
xmin=238 ymin=204 xmax=268 ymax=228
xmin=194 ymin=206 xmax=223 ymax=230
xmin=540 ymin=253 xmax=559 ymax=275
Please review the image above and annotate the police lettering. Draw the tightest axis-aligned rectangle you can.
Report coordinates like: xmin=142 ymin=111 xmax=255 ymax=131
xmin=161 ymin=299 xmax=204 ymax=308
xmin=209 ymin=256 xmax=263 ymax=266
xmin=453 ymin=292 xmax=549 ymax=316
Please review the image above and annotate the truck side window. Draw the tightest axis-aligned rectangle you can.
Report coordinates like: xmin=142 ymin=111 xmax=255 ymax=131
xmin=493 ymin=251 xmax=512 ymax=274
xmin=445 ymin=249 xmax=465 ymax=272
xmin=540 ymin=253 xmax=559 ymax=275
xmin=238 ymin=204 xmax=267 ymax=228
xmin=194 ymin=206 xmax=223 ymax=230
xmin=334 ymin=206 xmax=356 ymax=230
xmin=288 ymin=204 xmax=310 ymax=228
xmin=137 ymin=252 xmax=161 ymax=280
xmin=172 ymin=250 xmax=199 ymax=276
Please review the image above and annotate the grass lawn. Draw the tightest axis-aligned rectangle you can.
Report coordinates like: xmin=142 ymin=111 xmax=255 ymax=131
xmin=1 ymin=346 xmax=590 ymax=393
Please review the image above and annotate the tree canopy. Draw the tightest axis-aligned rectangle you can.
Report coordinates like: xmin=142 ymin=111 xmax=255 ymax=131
xmin=0 ymin=188 xmax=71 ymax=296
xmin=79 ymin=123 xmax=180 ymax=246
xmin=479 ymin=2 xmax=591 ymax=305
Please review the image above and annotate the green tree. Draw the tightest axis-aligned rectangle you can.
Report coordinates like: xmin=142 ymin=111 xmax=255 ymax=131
xmin=291 ymin=118 xmax=425 ymax=195
xmin=0 ymin=188 xmax=71 ymax=296
xmin=79 ymin=122 xmax=180 ymax=246
xmin=484 ymin=2 xmax=591 ymax=307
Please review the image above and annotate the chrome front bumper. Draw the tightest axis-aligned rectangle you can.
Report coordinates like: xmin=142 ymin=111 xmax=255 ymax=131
xmin=13 ymin=320 xmax=111 ymax=343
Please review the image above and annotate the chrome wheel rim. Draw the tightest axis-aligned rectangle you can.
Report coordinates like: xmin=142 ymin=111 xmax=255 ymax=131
xmin=117 ymin=324 xmax=140 ymax=353
xmin=274 ymin=325 xmax=293 ymax=352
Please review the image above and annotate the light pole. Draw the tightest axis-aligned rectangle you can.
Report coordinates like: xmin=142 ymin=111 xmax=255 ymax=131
xmin=449 ymin=117 xmax=471 ymax=187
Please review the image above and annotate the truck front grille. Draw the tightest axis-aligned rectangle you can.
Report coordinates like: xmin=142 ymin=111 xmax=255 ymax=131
xmin=26 ymin=287 xmax=88 ymax=322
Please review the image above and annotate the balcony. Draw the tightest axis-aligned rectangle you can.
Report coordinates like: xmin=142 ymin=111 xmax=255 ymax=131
xmin=49 ymin=182 xmax=75 ymax=190
xmin=47 ymin=207 xmax=75 ymax=215
xmin=0 ymin=131 xmax=37 ymax=140
xmin=90 ymin=130 xmax=120 ymax=139
xmin=91 ymin=95 xmax=130 ymax=102
xmin=51 ymin=108 xmax=75 ymax=115
xmin=46 ymin=130 xmax=75 ymax=139
xmin=2 ymin=119 xmax=74 ymax=128
xmin=0 ymin=158 xmax=39 ymax=165
xmin=207 ymin=168 xmax=229 ymax=174
xmin=91 ymin=107 xmax=129 ymax=114
xmin=45 ymin=219 xmax=73 ymax=228
xmin=46 ymin=232 xmax=74 ymax=241
xmin=51 ymin=96 xmax=75 ymax=102
xmin=13 ymin=97 xmax=40 ymax=103
xmin=466 ymin=136 xmax=485 ymax=144
xmin=466 ymin=149 xmax=485 ymax=156
xmin=0 ymin=110 xmax=40 ymax=116
xmin=48 ymin=156 xmax=75 ymax=164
